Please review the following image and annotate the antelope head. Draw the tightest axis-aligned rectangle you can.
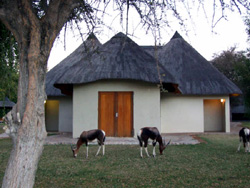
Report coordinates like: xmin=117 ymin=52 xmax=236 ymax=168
xmin=159 ymin=139 xmax=171 ymax=155
xmin=71 ymin=144 xmax=77 ymax=158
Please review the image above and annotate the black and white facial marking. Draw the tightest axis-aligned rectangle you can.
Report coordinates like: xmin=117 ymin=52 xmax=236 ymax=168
xmin=71 ymin=129 xmax=106 ymax=158
xmin=237 ymin=127 xmax=250 ymax=152
xmin=137 ymin=127 xmax=171 ymax=158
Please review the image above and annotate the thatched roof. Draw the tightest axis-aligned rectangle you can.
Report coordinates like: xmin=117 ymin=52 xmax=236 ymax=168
xmin=0 ymin=97 xmax=15 ymax=108
xmin=141 ymin=46 xmax=163 ymax=57
xmin=54 ymin=32 xmax=177 ymax=92
xmin=47 ymin=31 xmax=241 ymax=96
xmin=46 ymin=33 xmax=102 ymax=96
xmin=158 ymin=31 xmax=242 ymax=95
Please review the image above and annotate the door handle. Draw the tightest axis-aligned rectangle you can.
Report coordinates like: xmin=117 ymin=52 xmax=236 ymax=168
xmin=115 ymin=112 xmax=118 ymax=118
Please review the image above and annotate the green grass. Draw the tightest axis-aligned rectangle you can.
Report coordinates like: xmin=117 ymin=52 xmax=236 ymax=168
xmin=0 ymin=123 xmax=5 ymax=134
xmin=241 ymin=121 xmax=250 ymax=129
xmin=1 ymin=135 xmax=250 ymax=187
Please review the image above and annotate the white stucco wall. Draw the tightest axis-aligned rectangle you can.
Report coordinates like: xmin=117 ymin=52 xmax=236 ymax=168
xmin=161 ymin=94 xmax=230 ymax=133
xmin=73 ymin=80 xmax=161 ymax=138
xmin=58 ymin=96 xmax=73 ymax=132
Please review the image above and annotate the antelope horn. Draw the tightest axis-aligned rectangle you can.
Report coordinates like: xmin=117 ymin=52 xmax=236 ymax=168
xmin=165 ymin=139 xmax=171 ymax=146
xmin=71 ymin=144 xmax=76 ymax=150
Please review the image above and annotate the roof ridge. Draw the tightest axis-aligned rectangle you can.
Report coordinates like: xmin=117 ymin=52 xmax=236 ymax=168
xmin=171 ymin=31 xmax=183 ymax=40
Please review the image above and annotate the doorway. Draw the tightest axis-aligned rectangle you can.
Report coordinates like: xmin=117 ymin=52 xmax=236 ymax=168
xmin=45 ymin=100 xmax=59 ymax=132
xmin=204 ymin=99 xmax=225 ymax=132
xmin=98 ymin=92 xmax=133 ymax=137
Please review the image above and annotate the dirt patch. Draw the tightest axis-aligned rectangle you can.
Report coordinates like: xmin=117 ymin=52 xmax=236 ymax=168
xmin=191 ymin=135 xmax=207 ymax=144
xmin=230 ymin=122 xmax=242 ymax=134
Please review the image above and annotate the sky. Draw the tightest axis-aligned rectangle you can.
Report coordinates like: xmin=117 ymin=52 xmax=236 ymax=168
xmin=47 ymin=3 xmax=249 ymax=70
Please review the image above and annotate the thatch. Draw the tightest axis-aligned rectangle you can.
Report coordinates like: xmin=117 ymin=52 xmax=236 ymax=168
xmin=54 ymin=32 xmax=177 ymax=90
xmin=0 ymin=97 xmax=15 ymax=108
xmin=158 ymin=31 xmax=242 ymax=95
xmin=48 ymin=31 xmax=241 ymax=96
xmin=46 ymin=33 xmax=102 ymax=96
xmin=141 ymin=46 xmax=163 ymax=57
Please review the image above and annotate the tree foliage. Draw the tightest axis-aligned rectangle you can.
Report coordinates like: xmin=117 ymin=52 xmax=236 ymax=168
xmin=211 ymin=44 xmax=250 ymax=115
xmin=212 ymin=14 xmax=250 ymax=110
xmin=245 ymin=16 xmax=250 ymax=46
xmin=234 ymin=58 xmax=250 ymax=108
xmin=0 ymin=22 xmax=19 ymax=103
xmin=236 ymin=14 xmax=250 ymax=110
xmin=0 ymin=22 xmax=18 ymax=118
xmin=211 ymin=47 xmax=247 ymax=84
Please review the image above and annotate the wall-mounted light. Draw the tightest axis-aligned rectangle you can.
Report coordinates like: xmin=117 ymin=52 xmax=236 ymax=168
xmin=220 ymin=99 xmax=225 ymax=103
xmin=44 ymin=100 xmax=46 ymax=104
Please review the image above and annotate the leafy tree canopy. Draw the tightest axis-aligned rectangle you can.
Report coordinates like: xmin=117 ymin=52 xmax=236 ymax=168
xmin=0 ymin=22 xmax=18 ymax=103
xmin=234 ymin=58 xmax=250 ymax=107
xmin=211 ymin=15 xmax=250 ymax=115
xmin=211 ymin=47 xmax=247 ymax=84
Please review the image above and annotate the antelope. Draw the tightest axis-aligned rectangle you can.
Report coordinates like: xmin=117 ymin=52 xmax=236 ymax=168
xmin=71 ymin=129 xmax=106 ymax=158
xmin=237 ymin=127 xmax=250 ymax=152
xmin=137 ymin=127 xmax=171 ymax=158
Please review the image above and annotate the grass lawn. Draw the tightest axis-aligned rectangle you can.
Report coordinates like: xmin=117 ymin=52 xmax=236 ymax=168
xmin=0 ymin=123 xmax=5 ymax=134
xmin=241 ymin=121 xmax=250 ymax=129
xmin=0 ymin=134 xmax=250 ymax=187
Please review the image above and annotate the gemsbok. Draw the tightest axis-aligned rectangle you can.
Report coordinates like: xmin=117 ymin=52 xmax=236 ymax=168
xmin=71 ymin=129 xmax=106 ymax=158
xmin=137 ymin=127 xmax=171 ymax=158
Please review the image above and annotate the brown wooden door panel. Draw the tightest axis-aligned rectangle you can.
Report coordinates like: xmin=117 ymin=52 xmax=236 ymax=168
xmin=98 ymin=92 xmax=115 ymax=136
xmin=99 ymin=92 xmax=133 ymax=137
xmin=117 ymin=92 xmax=133 ymax=137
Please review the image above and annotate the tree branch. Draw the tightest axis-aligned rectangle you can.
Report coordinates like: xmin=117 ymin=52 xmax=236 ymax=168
xmin=3 ymin=105 xmax=20 ymax=141
xmin=41 ymin=0 xmax=82 ymax=52
xmin=0 ymin=0 xmax=28 ymax=44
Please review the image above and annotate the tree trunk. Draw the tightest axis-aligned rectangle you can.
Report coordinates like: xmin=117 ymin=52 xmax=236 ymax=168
xmin=0 ymin=1 xmax=86 ymax=187
xmin=2 ymin=28 xmax=48 ymax=188
xmin=2 ymin=125 xmax=46 ymax=188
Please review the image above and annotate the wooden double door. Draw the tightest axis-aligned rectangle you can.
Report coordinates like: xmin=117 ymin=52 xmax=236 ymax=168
xmin=98 ymin=92 xmax=133 ymax=137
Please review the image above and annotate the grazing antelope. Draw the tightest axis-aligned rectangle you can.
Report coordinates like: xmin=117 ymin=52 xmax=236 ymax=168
xmin=71 ymin=129 xmax=106 ymax=158
xmin=137 ymin=127 xmax=171 ymax=158
xmin=237 ymin=127 xmax=250 ymax=152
